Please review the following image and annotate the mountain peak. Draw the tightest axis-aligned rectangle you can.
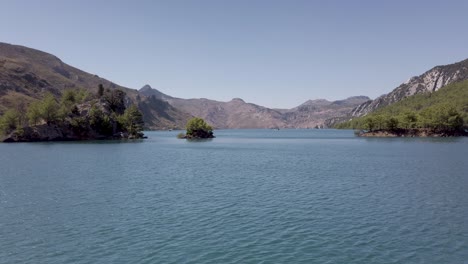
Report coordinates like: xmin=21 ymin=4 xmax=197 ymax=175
xmin=138 ymin=84 xmax=173 ymax=100
xmin=230 ymin=98 xmax=245 ymax=103
xmin=345 ymin=96 xmax=370 ymax=101
xmin=299 ymin=99 xmax=331 ymax=107
xmin=139 ymin=84 xmax=152 ymax=91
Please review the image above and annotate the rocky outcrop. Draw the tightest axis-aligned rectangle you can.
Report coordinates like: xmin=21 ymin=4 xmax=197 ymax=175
xmin=1 ymin=123 xmax=142 ymax=142
xmin=350 ymin=58 xmax=468 ymax=117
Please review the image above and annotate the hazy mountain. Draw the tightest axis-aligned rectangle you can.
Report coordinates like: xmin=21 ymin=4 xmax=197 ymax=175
xmin=282 ymin=96 xmax=370 ymax=128
xmin=139 ymin=85 xmax=369 ymax=129
xmin=0 ymin=42 xmax=190 ymax=129
xmin=139 ymin=86 xmax=287 ymax=128
xmin=350 ymin=58 xmax=468 ymax=117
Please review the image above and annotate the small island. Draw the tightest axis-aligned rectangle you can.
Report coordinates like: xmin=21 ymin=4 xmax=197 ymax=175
xmin=177 ymin=117 xmax=215 ymax=139
xmin=0 ymin=86 xmax=146 ymax=142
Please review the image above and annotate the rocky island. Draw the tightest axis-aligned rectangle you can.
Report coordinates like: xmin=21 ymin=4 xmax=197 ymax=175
xmin=0 ymin=87 xmax=146 ymax=142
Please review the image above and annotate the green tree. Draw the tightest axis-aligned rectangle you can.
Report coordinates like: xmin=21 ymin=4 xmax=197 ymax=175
xmin=363 ymin=116 xmax=375 ymax=131
xmin=373 ymin=114 xmax=385 ymax=130
xmin=61 ymin=90 xmax=76 ymax=105
xmin=0 ymin=109 xmax=20 ymax=134
xmin=185 ymin=117 xmax=214 ymax=138
xmin=27 ymin=101 xmax=42 ymax=126
xmin=40 ymin=93 xmax=59 ymax=124
xmin=445 ymin=106 xmax=464 ymax=130
xmin=89 ymin=105 xmax=113 ymax=135
xmin=386 ymin=117 xmax=399 ymax=130
xmin=122 ymin=105 xmax=144 ymax=137
xmin=400 ymin=111 xmax=418 ymax=129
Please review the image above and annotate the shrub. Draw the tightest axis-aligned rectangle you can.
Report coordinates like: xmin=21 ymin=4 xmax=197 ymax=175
xmin=184 ymin=117 xmax=214 ymax=138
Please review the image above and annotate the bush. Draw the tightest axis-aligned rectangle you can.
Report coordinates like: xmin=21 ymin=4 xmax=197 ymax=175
xmin=40 ymin=93 xmax=59 ymax=124
xmin=0 ymin=109 xmax=20 ymax=134
xmin=184 ymin=117 xmax=214 ymax=138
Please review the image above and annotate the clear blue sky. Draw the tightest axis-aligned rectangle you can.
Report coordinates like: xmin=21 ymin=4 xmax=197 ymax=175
xmin=1 ymin=0 xmax=467 ymax=108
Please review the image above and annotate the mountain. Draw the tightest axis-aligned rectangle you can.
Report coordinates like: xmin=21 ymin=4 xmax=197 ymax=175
xmin=139 ymin=85 xmax=369 ymax=129
xmin=139 ymin=86 xmax=287 ymax=128
xmin=350 ymin=58 xmax=468 ymax=117
xmin=0 ymin=42 xmax=190 ymax=129
xmin=281 ymin=96 xmax=370 ymax=128
xmin=0 ymin=42 xmax=369 ymax=130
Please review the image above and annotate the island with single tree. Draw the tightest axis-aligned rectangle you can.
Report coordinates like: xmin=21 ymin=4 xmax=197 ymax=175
xmin=0 ymin=86 xmax=146 ymax=142
xmin=177 ymin=117 xmax=215 ymax=139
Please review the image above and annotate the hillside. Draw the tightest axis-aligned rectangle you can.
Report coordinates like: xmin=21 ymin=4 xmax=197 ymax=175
xmin=0 ymin=42 xmax=190 ymax=129
xmin=349 ymin=58 xmax=468 ymax=117
xmin=336 ymin=80 xmax=468 ymax=130
xmin=139 ymin=85 xmax=368 ymax=129
xmin=0 ymin=42 xmax=369 ymax=129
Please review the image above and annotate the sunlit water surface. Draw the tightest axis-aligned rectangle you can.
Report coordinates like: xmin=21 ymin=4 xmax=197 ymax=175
xmin=1 ymin=129 xmax=467 ymax=263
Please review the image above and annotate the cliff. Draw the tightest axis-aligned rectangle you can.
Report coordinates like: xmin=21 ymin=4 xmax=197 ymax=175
xmin=350 ymin=58 xmax=468 ymax=117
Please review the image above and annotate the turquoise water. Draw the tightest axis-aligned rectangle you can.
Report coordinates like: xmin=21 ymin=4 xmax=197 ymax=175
xmin=1 ymin=129 xmax=467 ymax=264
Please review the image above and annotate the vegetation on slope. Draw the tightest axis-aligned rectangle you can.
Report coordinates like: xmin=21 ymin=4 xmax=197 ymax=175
xmin=335 ymin=80 xmax=468 ymax=133
xmin=0 ymin=87 xmax=145 ymax=141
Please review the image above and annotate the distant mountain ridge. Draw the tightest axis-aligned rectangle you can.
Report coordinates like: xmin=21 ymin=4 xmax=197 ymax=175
xmin=139 ymin=85 xmax=369 ymax=129
xmin=350 ymin=58 xmax=468 ymax=117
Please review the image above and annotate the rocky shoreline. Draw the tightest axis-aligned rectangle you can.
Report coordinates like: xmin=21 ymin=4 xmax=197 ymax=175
xmin=357 ymin=128 xmax=468 ymax=137
xmin=1 ymin=123 xmax=146 ymax=143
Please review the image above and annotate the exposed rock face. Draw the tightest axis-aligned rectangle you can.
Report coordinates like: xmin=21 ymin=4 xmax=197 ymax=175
xmin=350 ymin=58 xmax=468 ymax=117
xmin=139 ymin=85 xmax=369 ymax=129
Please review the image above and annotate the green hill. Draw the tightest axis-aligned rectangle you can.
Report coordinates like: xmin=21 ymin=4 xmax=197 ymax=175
xmin=335 ymin=80 xmax=468 ymax=131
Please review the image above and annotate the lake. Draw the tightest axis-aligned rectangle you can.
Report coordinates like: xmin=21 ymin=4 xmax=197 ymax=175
xmin=1 ymin=129 xmax=467 ymax=264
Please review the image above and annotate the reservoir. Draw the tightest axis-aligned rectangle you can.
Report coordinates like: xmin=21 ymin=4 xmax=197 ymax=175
xmin=1 ymin=130 xmax=467 ymax=263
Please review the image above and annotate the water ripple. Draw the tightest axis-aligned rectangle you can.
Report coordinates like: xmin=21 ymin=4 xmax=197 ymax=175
xmin=0 ymin=130 xmax=467 ymax=263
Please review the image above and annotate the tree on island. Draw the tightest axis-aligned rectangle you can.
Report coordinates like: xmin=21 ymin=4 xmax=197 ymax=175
xmin=0 ymin=88 xmax=147 ymax=142
xmin=122 ymin=105 xmax=145 ymax=138
xmin=178 ymin=117 xmax=214 ymax=139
